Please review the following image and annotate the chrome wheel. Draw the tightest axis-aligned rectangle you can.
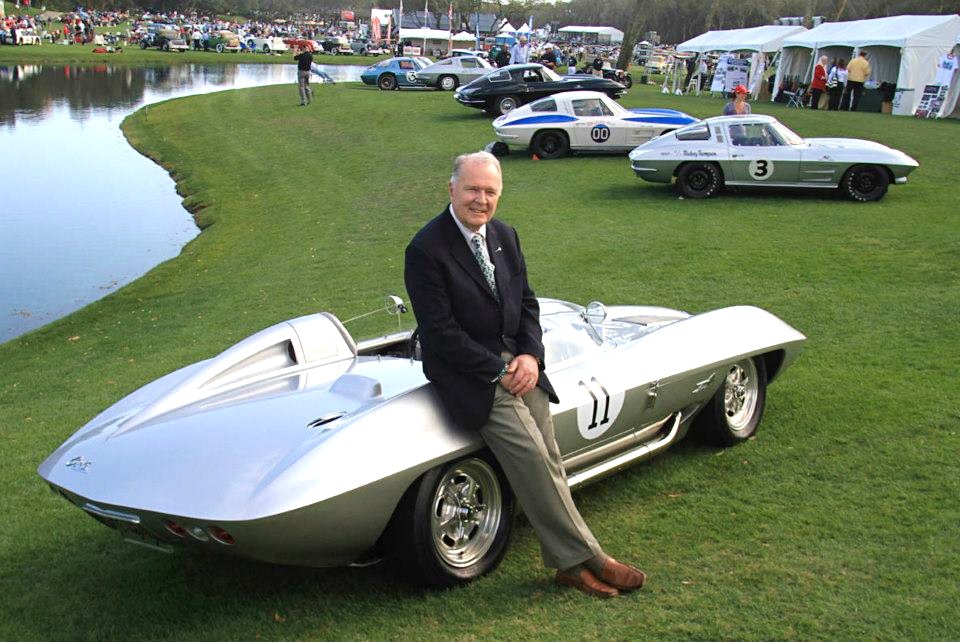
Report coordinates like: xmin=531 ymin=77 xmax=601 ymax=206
xmin=430 ymin=458 xmax=502 ymax=569
xmin=723 ymin=359 xmax=759 ymax=433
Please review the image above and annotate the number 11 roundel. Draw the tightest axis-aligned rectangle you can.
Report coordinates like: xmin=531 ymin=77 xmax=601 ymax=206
xmin=577 ymin=378 xmax=626 ymax=439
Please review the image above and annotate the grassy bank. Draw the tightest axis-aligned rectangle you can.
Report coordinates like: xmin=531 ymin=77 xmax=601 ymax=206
xmin=0 ymin=40 xmax=387 ymax=65
xmin=1 ymin=81 xmax=958 ymax=640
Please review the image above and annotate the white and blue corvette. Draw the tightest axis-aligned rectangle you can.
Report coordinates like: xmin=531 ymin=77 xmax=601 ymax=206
xmin=493 ymin=90 xmax=697 ymax=159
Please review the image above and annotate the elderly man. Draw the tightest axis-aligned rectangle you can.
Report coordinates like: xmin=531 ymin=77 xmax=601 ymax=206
xmin=403 ymin=152 xmax=647 ymax=598
xmin=509 ymin=36 xmax=530 ymax=65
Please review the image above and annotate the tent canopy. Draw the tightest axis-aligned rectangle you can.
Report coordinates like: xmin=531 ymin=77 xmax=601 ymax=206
xmin=557 ymin=25 xmax=624 ymax=44
xmin=677 ymin=25 xmax=806 ymax=53
xmin=399 ymin=28 xmax=454 ymax=41
xmin=451 ymin=31 xmax=476 ymax=42
xmin=774 ymin=14 xmax=960 ymax=115
xmin=780 ymin=13 xmax=960 ymax=49
xmin=516 ymin=23 xmax=531 ymax=34
xmin=498 ymin=22 xmax=517 ymax=34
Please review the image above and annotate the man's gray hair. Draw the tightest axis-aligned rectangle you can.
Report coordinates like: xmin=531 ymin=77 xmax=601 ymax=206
xmin=450 ymin=151 xmax=502 ymax=184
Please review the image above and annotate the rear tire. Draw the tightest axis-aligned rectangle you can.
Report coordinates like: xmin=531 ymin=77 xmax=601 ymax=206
xmin=495 ymin=95 xmax=519 ymax=115
xmin=215 ymin=43 xmax=224 ymax=53
xmin=694 ymin=357 xmax=767 ymax=447
xmin=841 ymin=164 xmax=889 ymax=202
xmin=439 ymin=75 xmax=458 ymax=91
xmin=378 ymin=74 xmax=397 ymax=91
xmin=391 ymin=455 xmax=514 ymax=587
xmin=676 ymin=162 xmax=723 ymax=198
xmin=622 ymin=74 xmax=633 ymax=88
xmin=531 ymin=130 xmax=570 ymax=159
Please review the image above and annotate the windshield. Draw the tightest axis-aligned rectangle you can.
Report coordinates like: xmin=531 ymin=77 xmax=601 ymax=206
xmin=770 ymin=121 xmax=805 ymax=146
xmin=540 ymin=67 xmax=562 ymax=81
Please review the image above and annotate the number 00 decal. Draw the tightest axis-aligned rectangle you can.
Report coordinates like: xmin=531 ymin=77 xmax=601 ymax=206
xmin=577 ymin=377 xmax=625 ymax=439
xmin=590 ymin=124 xmax=611 ymax=143
xmin=748 ymin=159 xmax=774 ymax=180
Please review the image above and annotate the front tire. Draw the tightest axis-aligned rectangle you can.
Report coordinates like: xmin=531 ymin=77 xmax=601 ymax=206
xmin=391 ymin=455 xmax=514 ymax=587
xmin=694 ymin=357 xmax=768 ymax=446
xmin=215 ymin=43 xmax=224 ymax=53
xmin=378 ymin=73 xmax=398 ymax=91
xmin=531 ymin=130 xmax=570 ymax=159
xmin=841 ymin=164 xmax=889 ymax=202
xmin=622 ymin=73 xmax=633 ymax=88
xmin=262 ymin=44 xmax=270 ymax=54
xmin=676 ymin=162 xmax=723 ymax=198
xmin=438 ymin=75 xmax=458 ymax=91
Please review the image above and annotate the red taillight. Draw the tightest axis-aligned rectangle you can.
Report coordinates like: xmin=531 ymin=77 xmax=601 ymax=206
xmin=163 ymin=519 xmax=187 ymax=538
xmin=208 ymin=526 xmax=236 ymax=545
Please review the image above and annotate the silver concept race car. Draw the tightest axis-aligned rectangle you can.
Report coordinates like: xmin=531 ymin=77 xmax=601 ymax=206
xmin=39 ymin=297 xmax=805 ymax=587
xmin=628 ymin=115 xmax=919 ymax=201
xmin=492 ymin=90 xmax=698 ymax=159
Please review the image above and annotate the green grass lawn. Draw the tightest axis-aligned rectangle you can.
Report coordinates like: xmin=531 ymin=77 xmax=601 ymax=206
xmin=1 ymin=80 xmax=958 ymax=640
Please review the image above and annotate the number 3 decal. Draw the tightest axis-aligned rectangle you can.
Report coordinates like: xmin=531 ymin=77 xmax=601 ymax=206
xmin=748 ymin=159 xmax=774 ymax=180
xmin=577 ymin=377 xmax=625 ymax=439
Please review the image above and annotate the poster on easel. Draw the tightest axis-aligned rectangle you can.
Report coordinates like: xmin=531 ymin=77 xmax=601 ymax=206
xmin=709 ymin=55 xmax=730 ymax=93
xmin=723 ymin=58 xmax=749 ymax=92
xmin=914 ymin=83 xmax=948 ymax=119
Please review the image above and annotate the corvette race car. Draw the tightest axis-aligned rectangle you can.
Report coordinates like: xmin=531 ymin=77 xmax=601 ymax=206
xmin=493 ymin=91 xmax=697 ymax=159
xmin=628 ymin=115 xmax=919 ymax=201
xmin=39 ymin=295 xmax=804 ymax=587
xmin=454 ymin=63 xmax=628 ymax=116
xmin=360 ymin=57 xmax=429 ymax=90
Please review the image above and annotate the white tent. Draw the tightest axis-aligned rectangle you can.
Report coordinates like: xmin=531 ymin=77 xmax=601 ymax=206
xmin=557 ymin=26 xmax=624 ymax=45
xmin=677 ymin=25 xmax=806 ymax=54
xmin=399 ymin=28 xmax=457 ymax=54
xmin=451 ymin=31 xmax=476 ymax=42
xmin=773 ymin=14 xmax=960 ymax=115
xmin=516 ymin=23 xmax=531 ymax=35
xmin=498 ymin=22 xmax=517 ymax=34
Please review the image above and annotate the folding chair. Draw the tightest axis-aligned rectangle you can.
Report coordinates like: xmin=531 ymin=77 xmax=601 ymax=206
xmin=784 ymin=85 xmax=807 ymax=108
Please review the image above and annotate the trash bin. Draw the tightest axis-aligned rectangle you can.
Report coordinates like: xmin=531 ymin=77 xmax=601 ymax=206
xmin=640 ymin=74 xmax=648 ymax=85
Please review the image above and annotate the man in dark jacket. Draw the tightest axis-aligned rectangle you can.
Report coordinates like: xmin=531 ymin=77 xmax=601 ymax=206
xmin=404 ymin=152 xmax=647 ymax=598
xmin=293 ymin=46 xmax=313 ymax=106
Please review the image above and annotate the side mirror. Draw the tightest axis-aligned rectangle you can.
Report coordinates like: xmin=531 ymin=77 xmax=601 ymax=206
xmin=584 ymin=301 xmax=607 ymax=325
xmin=385 ymin=295 xmax=407 ymax=315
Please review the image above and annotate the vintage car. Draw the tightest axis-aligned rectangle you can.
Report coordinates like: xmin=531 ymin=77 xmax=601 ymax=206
xmin=454 ymin=63 xmax=628 ymax=116
xmin=628 ymin=115 xmax=919 ymax=201
xmin=360 ymin=57 xmax=429 ymax=90
xmin=415 ymin=55 xmax=494 ymax=90
xmin=205 ymin=30 xmax=241 ymax=53
xmin=493 ymin=91 xmax=697 ymax=159
xmin=318 ymin=36 xmax=353 ymax=55
xmin=349 ymin=39 xmax=386 ymax=56
xmin=245 ymin=35 xmax=289 ymax=54
xmin=38 ymin=295 xmax=804 ymax=587
xmin=139 ymin=24 xmax=189 ymax=52
xmin=282 ymin=37 xmax=322 ymax=52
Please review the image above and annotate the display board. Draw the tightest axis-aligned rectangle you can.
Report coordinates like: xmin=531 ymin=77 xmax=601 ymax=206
xmin=914 ymin=84 xmax=948 ymax=118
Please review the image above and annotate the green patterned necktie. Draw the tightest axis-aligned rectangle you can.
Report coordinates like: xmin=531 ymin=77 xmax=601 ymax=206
xmin=471 ymin=233 xmax=499 ymax=301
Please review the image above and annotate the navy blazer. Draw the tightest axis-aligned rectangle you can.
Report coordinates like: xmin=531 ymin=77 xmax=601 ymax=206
xmin=405 ymin=208 xmax=558 ymax=431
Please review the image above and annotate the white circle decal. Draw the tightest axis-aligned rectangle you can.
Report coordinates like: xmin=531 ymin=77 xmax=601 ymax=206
xmin=576 ymin=379 xmax=626 ymax=440
xmin=405 ymin=71 xmax=417 ymax=83
xmin=748 ymin=159 xmax=774 ymax=180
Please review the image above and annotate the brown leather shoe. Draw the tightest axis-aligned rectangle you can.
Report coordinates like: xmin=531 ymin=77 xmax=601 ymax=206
xmin=598 ymin=558 xmax=647 ymax=592
xmin=556 ymin=567 xmax=619 ymax=599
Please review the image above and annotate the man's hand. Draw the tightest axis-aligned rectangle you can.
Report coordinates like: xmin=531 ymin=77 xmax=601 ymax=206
xmin=500 ymin=354 xmax=539 ymax=396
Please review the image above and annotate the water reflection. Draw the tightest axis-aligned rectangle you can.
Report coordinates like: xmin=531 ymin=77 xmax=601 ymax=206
xmin=0 ymin=63 xmax=364 ymax=344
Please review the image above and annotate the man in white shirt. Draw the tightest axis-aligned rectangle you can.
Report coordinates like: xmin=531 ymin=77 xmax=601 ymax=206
xmin=509 ymin=36 xmax=530 ymax=65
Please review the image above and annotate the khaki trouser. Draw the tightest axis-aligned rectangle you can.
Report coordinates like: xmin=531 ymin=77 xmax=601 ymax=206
xmin=479 ymin=353 xmax=602 ymax=570
xmin=297 ymin=70 xmax=312 ymax=105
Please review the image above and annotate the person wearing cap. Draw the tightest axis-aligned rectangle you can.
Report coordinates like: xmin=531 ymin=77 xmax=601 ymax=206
xmin=540 ymin=43 xmax=559 ymax=70
xmin=509 ymin=35 xmax=530 ymax=65
xmin=722 ymin=85 xmax=751 ymax=115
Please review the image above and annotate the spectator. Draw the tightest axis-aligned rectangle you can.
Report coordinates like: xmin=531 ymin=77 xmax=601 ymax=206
xmin=809 ymin=55 xmax=828 ymax=110
xmin=827 ymin=59 xmax=848 ymax=111
xmin=845 ymin=50 xmax=870 ymax=111
xmin=509 ymin=36 xmax=530 ymax=65
xmin=722 ymin=84 xmax=751 ymax=115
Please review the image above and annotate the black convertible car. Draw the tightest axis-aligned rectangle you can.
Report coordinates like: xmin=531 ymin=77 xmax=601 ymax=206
xmin=454 ymin=63 xmax=628 ymax=116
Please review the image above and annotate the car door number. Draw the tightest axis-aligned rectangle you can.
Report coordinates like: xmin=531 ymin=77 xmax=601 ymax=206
xmin=748 ymin=159 xmax=774 ymax=180
xmin=590 ymin=124 xmax=610 ymax=143
xmin=577 ymin=377 xmax=625 ymax=439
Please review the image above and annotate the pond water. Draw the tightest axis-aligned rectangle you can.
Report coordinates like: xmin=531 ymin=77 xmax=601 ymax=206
xmin=0 ymin=62 xmax=365 ymax=345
